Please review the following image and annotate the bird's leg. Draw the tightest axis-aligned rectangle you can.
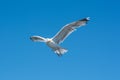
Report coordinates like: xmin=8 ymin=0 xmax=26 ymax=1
xmin=57 ymin=53 xmax=62 ymax=57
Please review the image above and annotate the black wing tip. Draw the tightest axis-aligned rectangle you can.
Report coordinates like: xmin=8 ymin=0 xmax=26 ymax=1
xmin=81 ymin=17 xmax=90 ymax=21
xmin=30 ymin=36 xmax=35 ymax=41
xmin=30 ymin=36 xmax=32 ymax=40
xmin=30 ymin=36 xmax=34 ymax=41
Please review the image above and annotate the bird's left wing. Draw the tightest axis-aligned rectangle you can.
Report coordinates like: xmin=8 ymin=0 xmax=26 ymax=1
xmin=52 ymin=17 xmax=90 ymax=44
xmin=30 ymin=36 xmax=46 ymax=42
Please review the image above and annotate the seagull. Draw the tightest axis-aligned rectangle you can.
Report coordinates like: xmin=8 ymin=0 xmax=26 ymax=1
xmin=30 ymin=17 xmax=90 ymax=56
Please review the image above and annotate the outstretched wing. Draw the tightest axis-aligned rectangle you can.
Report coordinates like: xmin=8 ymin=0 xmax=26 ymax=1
xmin=52 ymin=17 xmax=90 ymax=44
xmin=30 ymin=36 xmax=46 ymax=42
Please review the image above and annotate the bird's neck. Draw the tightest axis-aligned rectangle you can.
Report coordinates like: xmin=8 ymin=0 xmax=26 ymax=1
xmin=46 ymin=38 xmax=53 ymax=42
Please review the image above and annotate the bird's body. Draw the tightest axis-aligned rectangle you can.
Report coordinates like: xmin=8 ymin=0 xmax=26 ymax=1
xmin=30 ymin=17 xmax=90 ymax=56
xmin=46 ymin=39 xmax=67 ymax=56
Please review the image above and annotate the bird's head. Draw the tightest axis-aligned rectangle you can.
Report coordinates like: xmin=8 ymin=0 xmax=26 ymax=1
xmin=46 ymin=38 xmax=53 ymax=43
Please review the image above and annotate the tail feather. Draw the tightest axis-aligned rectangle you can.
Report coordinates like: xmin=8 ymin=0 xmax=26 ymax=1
xmin=54 ymin=47 xmax=68 ymax=56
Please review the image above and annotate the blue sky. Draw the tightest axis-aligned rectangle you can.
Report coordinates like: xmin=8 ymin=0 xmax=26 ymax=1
xmin=0 ymin=0 xmax=120 ymax=80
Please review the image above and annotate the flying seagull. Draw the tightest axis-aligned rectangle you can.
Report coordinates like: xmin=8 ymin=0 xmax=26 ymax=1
xmin=30 ymin=17 xmax=90 ymax=56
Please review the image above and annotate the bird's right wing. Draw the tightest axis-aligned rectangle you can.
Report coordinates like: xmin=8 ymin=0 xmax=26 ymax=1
xmin=52 ymin=17 xmax=90 ymax=44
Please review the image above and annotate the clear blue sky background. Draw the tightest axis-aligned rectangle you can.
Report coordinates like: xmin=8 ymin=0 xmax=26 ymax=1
xmin=0 ymin=0 xmax=120 ymax=80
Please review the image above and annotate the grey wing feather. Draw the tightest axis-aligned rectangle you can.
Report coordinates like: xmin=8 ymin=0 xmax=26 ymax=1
xmin=30 ymin=36 xmax=46 ymax=42
xmin=52 ymin=17 xmax=90 ymax=44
